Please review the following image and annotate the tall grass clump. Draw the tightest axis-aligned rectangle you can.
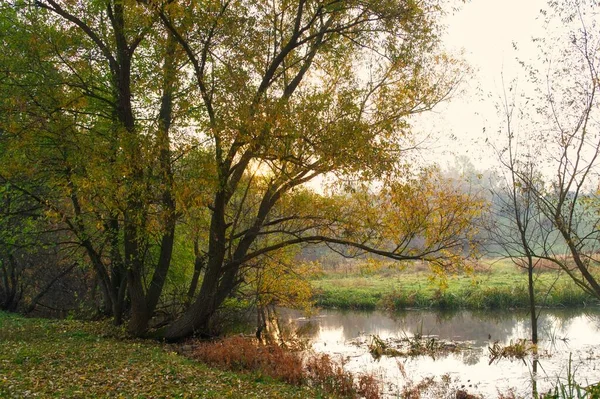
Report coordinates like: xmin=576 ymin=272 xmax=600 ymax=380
xmin=542 ymin=355 xmax=600 ymax=399
xmin=313 ymin=287 xmax=380 ymax=310
xmin=462 ymin=285 xmax=530 ymax=309
xmin=545 ymin=283 xmax=595 ymax=308
xmin=360 ymin=282 xmax=596 ymax=311
xmin=379 ymin=290 xmax=431 ymax=310
xmin=186 ymin=336 xmax=381 ymax=399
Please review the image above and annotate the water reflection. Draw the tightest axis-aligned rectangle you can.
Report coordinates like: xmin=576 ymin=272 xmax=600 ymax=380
xmin=280 ymin=308 xmax=600 ymax=398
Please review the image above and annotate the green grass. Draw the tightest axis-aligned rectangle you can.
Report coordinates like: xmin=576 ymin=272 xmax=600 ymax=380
xmin=311 ymin=259 xmax=599 ymax=311
xmin=0 ymin=312 xmax=322 ymax=398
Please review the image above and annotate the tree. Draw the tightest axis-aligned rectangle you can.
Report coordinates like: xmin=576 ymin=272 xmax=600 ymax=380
xmin=0 ymin=0 xmax=184 ymax=331
xmin=493 ymin=0 xmax=600 ymax=307
xmin=488 ymin=4 xmax=600 ymax=388
xmin=488 ymin=77 xmax=552 ymax=346
xmin=1 ymin=0 xmax=483 ymax=340
xmin=146 ymin=0 xmax=473 ymax=340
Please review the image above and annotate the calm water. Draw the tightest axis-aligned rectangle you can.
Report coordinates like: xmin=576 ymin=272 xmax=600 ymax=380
xmin=280 ymin=308 xmax=600 ymax=398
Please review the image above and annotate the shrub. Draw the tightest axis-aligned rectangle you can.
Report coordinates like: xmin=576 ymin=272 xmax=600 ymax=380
xmin=186 ymin=336 xmax=381 ymax=398
xmin=188 ymin=336 xmax=304 ymax=385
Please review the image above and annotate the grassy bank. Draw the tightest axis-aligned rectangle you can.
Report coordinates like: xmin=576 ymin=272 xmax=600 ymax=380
xmin=311 ymin=259 xmax=599 ymax=311
xmin=0 ymin=312 xmax=320 ymax=398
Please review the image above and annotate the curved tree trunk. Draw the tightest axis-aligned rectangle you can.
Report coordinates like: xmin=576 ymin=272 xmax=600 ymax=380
xmin=163 ymin=246 xmax=228 ymax=340
xmin=163 ymin=194 xmax=230 ymax=340
xmin=186 ymin=238 xmax=206 ymax=305
xmin=125 ymin=32 xmax=177 ymax=336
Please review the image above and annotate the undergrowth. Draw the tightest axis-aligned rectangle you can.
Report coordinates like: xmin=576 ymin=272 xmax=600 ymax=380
xmin=184 ymin=336 xmax=381 ymax=399
xmin=541 ymin=354 xmax=600 ymax=399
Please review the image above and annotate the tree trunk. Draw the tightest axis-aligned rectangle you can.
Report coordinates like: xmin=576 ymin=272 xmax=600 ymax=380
xmin=113 ymin=275 xmax=127 ymax=326
xmin=124 ymin=32 xmax=178 ymax=336
xmin=24 ymin=262 xmax=78 ymax=314
xmin=126 ymin=266 xmax=150 ymax=335
xmin=526 ymin=255 xmax=537 ymax=344
xmin=0 ymin=255 xmax=19 ymax=311
xmin=186 ymin=238 xmax=205 ymax=305
xmin=83 ymin=241 xmax=116 ymax=317
xmin=163 ymin=194 xmax=229 ymax=340
xmin=163 ymin=255 xmax=223 ymax=340
xmin=558 ymin=222 xmax=600 ymax=299
xmin=144 ymin=32 xmax=177 ymax=317
xmin=164 ymin=178 xmax=278 ymax=340
xmin=108 ymin=215 xmax=127 ymax=325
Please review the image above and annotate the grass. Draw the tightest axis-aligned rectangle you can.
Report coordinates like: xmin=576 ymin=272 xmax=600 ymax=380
xmin=0 ymin=312 xmax=323 ymax=398
xmin=311 ymin=258 xmax=599 ymax=311
xmin=542 ymin=354 xmax=600 ymax=399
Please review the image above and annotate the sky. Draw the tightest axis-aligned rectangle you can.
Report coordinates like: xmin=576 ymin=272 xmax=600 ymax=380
xmin=416 ymin=0 xmax=549 ymax=171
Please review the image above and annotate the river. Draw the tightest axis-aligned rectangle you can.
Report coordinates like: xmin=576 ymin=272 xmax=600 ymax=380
xmin=278 ymin=308 xmax=600 ymax=398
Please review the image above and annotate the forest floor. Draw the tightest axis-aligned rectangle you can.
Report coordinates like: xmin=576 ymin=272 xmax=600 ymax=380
xmin=311 ymin=258 xmax=599 ymax=310
xmin=0 ymin=312 xmax=323 ymax=399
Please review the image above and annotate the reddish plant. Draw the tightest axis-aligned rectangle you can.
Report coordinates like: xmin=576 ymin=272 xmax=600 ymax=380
xmin=188 ymin=336 xmax=304 ymax=385
xmin=184 ymin=336 xmax=381 ymax=398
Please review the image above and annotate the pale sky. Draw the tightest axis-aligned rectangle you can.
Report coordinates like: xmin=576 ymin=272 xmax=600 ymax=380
xmin=416 ymin=0 xmax=548 ymax=171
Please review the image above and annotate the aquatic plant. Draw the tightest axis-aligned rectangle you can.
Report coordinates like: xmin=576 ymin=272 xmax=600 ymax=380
xmin=487 ymin=339 xmax=538 ymax=364
xmin=368 ymin=334 xmax=464 ymax=360
xmin=542 ymin=354 xmax=600 ymax=399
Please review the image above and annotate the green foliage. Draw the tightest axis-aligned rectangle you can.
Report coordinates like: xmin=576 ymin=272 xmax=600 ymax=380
xmin=0 ymin=0 xmax=480 ymax=339
xmin=312 ymin=259 xmax=597 ymax=311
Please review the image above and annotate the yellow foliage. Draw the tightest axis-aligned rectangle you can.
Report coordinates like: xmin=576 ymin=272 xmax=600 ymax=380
xmin=247 ymin=248 xmax=320 ymax=313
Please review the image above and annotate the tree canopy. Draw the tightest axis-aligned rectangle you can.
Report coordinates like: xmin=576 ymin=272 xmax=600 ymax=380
xmin=0 ymin=0 xmax=483 ymax=339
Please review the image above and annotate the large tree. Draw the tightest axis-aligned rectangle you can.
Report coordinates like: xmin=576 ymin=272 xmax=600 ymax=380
xmin=0 ymin=0 xmax=483 ymax=339
xmin=149 ymin=0 xmax=470 ymax=340
xmin=0 ymin=0 xmax=184 ymax=330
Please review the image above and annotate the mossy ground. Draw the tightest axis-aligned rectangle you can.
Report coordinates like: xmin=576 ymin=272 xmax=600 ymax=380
xmin=0 ymin=312 xmax=323 ymax=398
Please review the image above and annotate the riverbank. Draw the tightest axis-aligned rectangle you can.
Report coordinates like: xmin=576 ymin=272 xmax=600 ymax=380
xmin=311 ymin=259 xmax=599 ymax=311
xmin=0 ymin=312 xmax=318 ymax=398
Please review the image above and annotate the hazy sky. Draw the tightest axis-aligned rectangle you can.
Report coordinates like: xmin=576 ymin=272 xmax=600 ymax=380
xmin=417 ymin=0 xmax=548 ymax=171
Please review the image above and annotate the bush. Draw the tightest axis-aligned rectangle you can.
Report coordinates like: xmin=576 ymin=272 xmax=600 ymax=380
xmin=188 ymin=336 xmax=304 ymax=385
xmin=186 ymin=336 xmax=380 ymax=398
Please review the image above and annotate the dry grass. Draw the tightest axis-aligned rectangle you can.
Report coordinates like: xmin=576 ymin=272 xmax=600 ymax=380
xmin=487 ymin=339 xmax=538 ymax=365
xmin=368 ymin=334 xmax=464 ymax=360
xmin=186 ymin=336 xmax=305 ymax=384
xmin=184 ymin=336 xmax=381 ymax=399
